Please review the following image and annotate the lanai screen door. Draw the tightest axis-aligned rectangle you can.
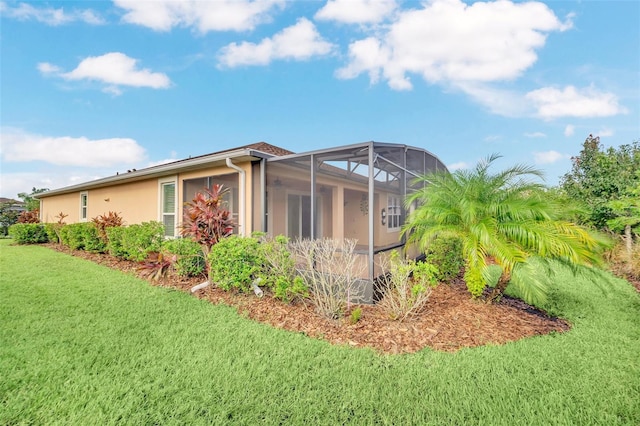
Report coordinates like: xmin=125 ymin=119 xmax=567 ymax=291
xmin=287 ymin=194 xmax=317 ymax=239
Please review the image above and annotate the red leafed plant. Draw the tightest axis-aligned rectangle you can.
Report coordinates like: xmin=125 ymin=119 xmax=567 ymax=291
xmin=180 ymin=184 xmax=234 ymax=258
xmin=92 ymin=211 xmax=124 ymax=243
xmin=18 ymin=209 xmax=40 ymax=223
xmin=137 ymin=252 xmax=177 ymax=281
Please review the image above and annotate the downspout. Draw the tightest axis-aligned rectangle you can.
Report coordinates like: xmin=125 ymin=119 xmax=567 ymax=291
xmin=226 ymin=158 xmax=246 ymax=237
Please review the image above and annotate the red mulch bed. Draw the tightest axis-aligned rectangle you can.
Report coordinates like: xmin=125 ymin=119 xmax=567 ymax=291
xmin=45 ymin=244 xmax=571 ymax=354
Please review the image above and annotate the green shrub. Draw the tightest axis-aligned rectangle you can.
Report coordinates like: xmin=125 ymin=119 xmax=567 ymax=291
xmin=60 ymin=224 xmax=86 ymax=250
xmin=376 ymin=252 xmax=439 ymax=321
xmin=257 ymin=235 xmax=308 ymax=302
xmin=105 ymin=226 xmax=127 ymax=258
xmin=59 ymin=223 xmax=105 ymax=252
xmin=8 ymin=223 xmax=48 ymax=244
xmin=162 ymin=237 xmax=206 ymax=277
xmin=44 ymin=223 xmax=59 ymax=243
xmin=209 ymin=235 xmax=264 ymax=292
xmin=464 ymin=266 xmax=485 ymax=298
xmin=424 ymin=235 xmax=464 ymax=283
xmin=83 ymin=224 xmax=106 ymax=253
xmin=120 ymin=222 xmax=164 ymax=261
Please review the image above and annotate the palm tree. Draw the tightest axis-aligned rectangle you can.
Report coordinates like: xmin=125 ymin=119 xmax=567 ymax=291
xmin=402 ymin=154 xmax=608 ymax=305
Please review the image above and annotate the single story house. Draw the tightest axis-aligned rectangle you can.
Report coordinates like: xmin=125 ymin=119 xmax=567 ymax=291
xmin=37 ymin=141 xmax=447 ymax=302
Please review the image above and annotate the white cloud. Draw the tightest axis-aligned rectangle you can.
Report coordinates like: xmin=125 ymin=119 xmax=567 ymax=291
xmin=218 ymin=18 xmax=335 ymax=68
xmin=484 ymin=135 xmax=501 ymax=142
xmin=38 ymin=52 xmax=171 ymax=94
xmin=597 ymin=127 xmax=614 ymax=137
xmin=0 ymin=171 xmax=102 ymax=200
xmin=526 ymin=85 xmax=627 ymax=119
xmin=454 ymin=83 xmax=530 ymax=117
xmin=315 ymin=0 xmax=397 ymax=24
xmin=0 ymin=1 xmax=104 ymax=25
xmin=533 ymin=150 xmax=569 ymax=165
xmin=113 ymin=0 xmax=284 ymax=33
xmin=564 ymin=124 xmax=575 ymax=137
xmin=336 ymin=0 xmax=571 ymax=90
xmin=37 ymin=62 xmax=62 ymax=74
xmin=0 ymin=128 xmax=147 ymax=167
xmin=524 ymin=132 xmax=547 ymax=138
xmin=448 ymin=161 xmax=469 ymax=171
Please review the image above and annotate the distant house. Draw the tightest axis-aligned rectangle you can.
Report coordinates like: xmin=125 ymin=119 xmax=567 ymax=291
xmin=0 ymin=198 xmax=27 ymax=213
xmin=37 ymin=141 xmax=447 ymax=301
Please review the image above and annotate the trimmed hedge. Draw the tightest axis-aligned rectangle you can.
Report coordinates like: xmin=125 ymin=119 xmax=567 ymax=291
xmin=162 ymin=237 xmax=206 ymax=277
xmin=106 ymin=222 xmax=164 ymax=261
xmin=8 ymin=223 xmax=48 ymax=244
xmin=59 ymin=223 xmax=105 ymax=252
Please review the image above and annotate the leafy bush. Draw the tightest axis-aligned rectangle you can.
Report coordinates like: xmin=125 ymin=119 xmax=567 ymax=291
xmin=44 ymin=212 xmax=68 ymax=244
xmin=44 ymin=223 xmax=59 ymax=243
xmin=105 ymin=226 xmax=127 ymax=258
xmin=162 ymin=237 xmax=206 ymax=277
xmin=376 ymin=252 xmax=439 ymax=321
xmin=258 ymin=235 xmax=308 ymax=303
xmin=209 ymin=235 xmax=264 ymax=292
xmin=423 ymin=235 xmax=464 ymax=283
xmin=105 ymin=222 xmax=164 ymax=261
xmin=59 ymin=223 xmax=105 ymax=252
xmin=8 ymin=223 xmax=48 ymax=244
xmin=120 ymin=222 xmax=164 ymax=261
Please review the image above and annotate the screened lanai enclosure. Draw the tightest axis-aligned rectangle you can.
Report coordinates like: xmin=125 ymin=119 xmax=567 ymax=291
xmin=256 ymin=142 xmax=448 ymax=303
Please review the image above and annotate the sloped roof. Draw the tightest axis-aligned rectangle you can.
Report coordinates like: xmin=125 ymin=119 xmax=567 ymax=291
xmin=37 ymin=141 xmax=293 ymax=197
xmin=0 ymin=198 xmax=24 ymax=205
xmin=244 ymin=142 xmax=293 ymax=157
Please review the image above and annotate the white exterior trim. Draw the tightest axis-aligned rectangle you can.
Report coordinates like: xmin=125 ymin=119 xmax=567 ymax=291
xmin=158 ymin=176 xmax=178 ymax=238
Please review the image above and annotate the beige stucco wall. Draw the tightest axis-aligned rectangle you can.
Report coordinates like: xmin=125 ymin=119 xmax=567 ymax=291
xmin=89 ymin=180 xmax=159 ymax=225
xmin=41 ymin=192 xmax=82 ymax=223
xmin=41 ymin=179 xmax=159 ymax=225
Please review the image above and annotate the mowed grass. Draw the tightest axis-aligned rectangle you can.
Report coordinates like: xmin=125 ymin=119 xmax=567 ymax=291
xmin=1 ymin=240 xmax=638 ymax=425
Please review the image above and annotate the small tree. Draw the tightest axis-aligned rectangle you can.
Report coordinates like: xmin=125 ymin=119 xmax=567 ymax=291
xmin=606 ymin=174 xmax=640 ymax=272
xmin=17 ymin=187 xmax=49 ymax=212
xmin=561 ymin=135 xmax=640 ymax=228
xmin=181 ymin=185 xmax=234 ymax=288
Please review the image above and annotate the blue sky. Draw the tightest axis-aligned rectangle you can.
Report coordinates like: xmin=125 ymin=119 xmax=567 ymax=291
xmin=1 ymin=0 xmax=638 ymax=199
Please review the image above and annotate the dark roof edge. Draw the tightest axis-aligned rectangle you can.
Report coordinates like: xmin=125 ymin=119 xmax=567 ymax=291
xmin=37 ymin=147 xmax=272 ymax=198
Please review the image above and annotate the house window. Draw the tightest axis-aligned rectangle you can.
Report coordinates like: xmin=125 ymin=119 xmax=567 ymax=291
xmin=387 ymin=195 xmax=402 ymax=232
xmin=80 ymin=192 xmax=88 ymax=221
xmin=160 ymin=180 xmax=177 ymax=237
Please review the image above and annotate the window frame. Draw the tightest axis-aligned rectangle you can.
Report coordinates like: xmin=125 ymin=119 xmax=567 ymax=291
xmin=386 ymin=194 xmax=402 ymax=232
xmin=158 ymin=176 xmax=178 ymax=238
xmin=79 ymin=191 xmax=88 ymax=222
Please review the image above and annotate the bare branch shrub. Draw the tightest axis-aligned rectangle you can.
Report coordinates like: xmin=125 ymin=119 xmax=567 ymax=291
xmin=291 ymin=238 xmax=366 ymax=319
xmin=375 ymin=252 xmax=439 ymax=322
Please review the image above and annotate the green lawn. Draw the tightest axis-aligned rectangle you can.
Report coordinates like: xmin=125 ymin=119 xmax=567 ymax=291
xmin=1 ymin=240 xmax=639 ymax=425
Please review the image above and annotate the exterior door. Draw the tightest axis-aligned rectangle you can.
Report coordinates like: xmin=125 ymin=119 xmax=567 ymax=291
xmin=287 ymin=194 xmax=319 ymax=239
